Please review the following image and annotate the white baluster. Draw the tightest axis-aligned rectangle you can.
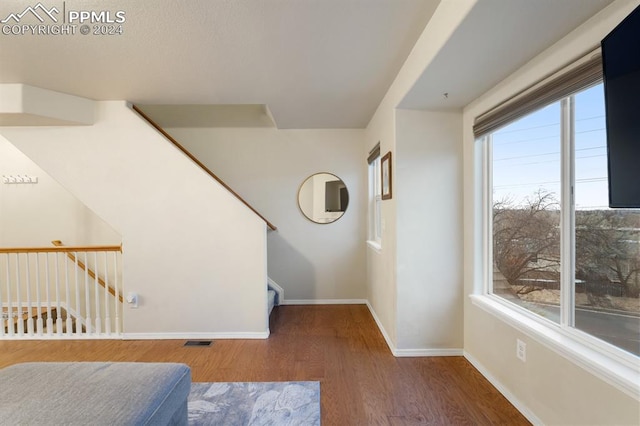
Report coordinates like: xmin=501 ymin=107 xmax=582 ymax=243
xmin=54 ymin=253 xmax=62 ymax=336
xmin=15 ymin=254 xmax=23 ymax=336
xmin=114 ymin=252 xmax=121 ymax=335
xmin=104 ymin=252 xmax=111 ymax=335
xmin=6 ymin=255 xmax=13 ymax=336
xmin=64 ymin=253 xmax=73 ymax=336
xmin=25 ymin=254 xmax=34 ymax=335
xmin=35 ymin=253 xmax=43 ymax=335
xmin=45 ymin=253 xmax=53 ymax=335
xmin=74 ymin=252 xmax=81 ymax=336
xmin=84 ymin=252 xmax=92 ymax=335
xmin=94 ymin=252 xmax=101 ymax=335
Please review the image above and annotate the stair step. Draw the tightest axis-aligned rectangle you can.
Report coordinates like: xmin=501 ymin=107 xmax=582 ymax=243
xmin=268 ymin=289 xmax=276 ymax=315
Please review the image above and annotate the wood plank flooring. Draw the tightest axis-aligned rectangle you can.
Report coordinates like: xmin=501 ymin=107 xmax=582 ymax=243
xmin=0 ymin=304 xmax=529 ymax=425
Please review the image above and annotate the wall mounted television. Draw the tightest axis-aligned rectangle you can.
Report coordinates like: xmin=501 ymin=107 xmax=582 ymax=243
xmin=601 ymin=4 xmax=640 ymax=208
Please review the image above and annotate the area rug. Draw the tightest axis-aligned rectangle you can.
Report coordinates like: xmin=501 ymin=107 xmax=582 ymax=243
xmin=187 ymin=381 xmax=321 ymax=425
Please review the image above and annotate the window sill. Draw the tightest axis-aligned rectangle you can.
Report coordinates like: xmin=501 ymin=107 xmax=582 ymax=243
xmin=469 ymin=294 xmax=640 ymax=400
xmin=366 ymin=240 xmax=382 ymax=254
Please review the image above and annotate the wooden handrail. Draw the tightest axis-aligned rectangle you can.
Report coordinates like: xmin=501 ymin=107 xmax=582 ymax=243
xmin=0 ymin=244 xmax=122 ymax=254
xmin=131 ymin=104 xmax=277 ymax=231
xmin=51 ymin=240 xmax=124 ymax=303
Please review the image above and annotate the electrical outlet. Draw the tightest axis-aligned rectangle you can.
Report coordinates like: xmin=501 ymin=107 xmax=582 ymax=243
xmin=126 ymin=292 xmax=139 ymax=308
xmin=516 ymin=339 xmax=526 ymax=362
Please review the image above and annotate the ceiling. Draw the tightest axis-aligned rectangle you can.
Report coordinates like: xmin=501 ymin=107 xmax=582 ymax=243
xmin=0 ymin=0 xmax=615 ymax=129
xmin=399 ymin=0 xmax=615 ymax=111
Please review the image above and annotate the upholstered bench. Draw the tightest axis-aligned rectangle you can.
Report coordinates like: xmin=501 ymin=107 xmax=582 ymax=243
xmin=0 ymin=362 xmax=191 ymax=425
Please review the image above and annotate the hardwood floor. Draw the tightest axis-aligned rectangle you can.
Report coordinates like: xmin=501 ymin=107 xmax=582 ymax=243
xmin=0 ymin=305 xmax=529 ymax=425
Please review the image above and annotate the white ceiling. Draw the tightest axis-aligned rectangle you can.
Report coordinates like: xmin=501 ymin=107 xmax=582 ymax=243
xmin=400 ymin=0 xmax=615 ymax=111
xmin=0 ymin=0 xmax=614 ymax=129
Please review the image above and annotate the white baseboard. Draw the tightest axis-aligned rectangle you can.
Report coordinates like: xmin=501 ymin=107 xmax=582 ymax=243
xmin=122 ymin=331 xmax=270 ymax=340
xmin=464 ymin=351 xmax=543 ymax=426
xmin=365 ymin=301 xmax=463 ymax=357
xmin=394 ymin=348 xmax=464 ymax=357
xmin=365 ymin=301 xmax=397 ymax=354
xmin=281 ymin=299 xmax=367 ymax=305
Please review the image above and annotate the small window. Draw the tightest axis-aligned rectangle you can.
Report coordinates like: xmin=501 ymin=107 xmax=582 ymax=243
xmin=368 ymin=144 xmax=382 ymax=246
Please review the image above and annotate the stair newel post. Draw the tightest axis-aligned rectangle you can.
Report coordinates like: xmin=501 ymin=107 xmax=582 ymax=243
xmin=54 ymin=252 xmax=62 ymax=336
xmin=6 ymin=255 xmax=14 ymax=336
xmin=103 ymin=252 xmax=111 ymax=335
xmin=64 ymin=253 xmax=73 ymax=336
xmin=44 ymin=253 xmax=53 ymax=335
xmin=113 ymin=251 xmax=120 ymax=335
xmin=5 ymin=255 xmax=14 ymax=336
xmin=74 ymin=252 xmax=81 ymax=336
xmin=0 ymin=255 xmax=6 ymax=337
xmin=35 ymin=253 xmax=43 ymax=335
xmin=84 ymin=251 xmax=92 ymax=335
xmin=15 ymin=254 xmax=23 ymax=336
xmin=94 ymin=252 xmax=101 ymax=335
xmin=25 ymin=254 xmax=34 ymax=335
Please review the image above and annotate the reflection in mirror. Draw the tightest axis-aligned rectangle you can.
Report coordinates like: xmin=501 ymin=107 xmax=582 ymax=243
xmin=298 ymin=173 xmax=349 ymax=224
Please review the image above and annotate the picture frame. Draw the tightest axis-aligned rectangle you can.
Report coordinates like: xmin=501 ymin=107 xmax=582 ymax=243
xmin=381 ymin=151 xmax=392 ymax=200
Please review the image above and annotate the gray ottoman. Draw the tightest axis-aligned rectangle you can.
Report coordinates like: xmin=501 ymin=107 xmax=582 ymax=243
xmin=0 ymin=362 xmax=191 ymax=425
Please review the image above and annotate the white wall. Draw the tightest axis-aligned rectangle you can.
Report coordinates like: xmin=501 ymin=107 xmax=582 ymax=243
xmin=0 ymin=136 xmax=121 ymax=309
xmin=364 ymin=0 xmax=475 ymax=353
xmin=1 ymin=101 xmax=269 ymax=337
xmin=462 ymin=1 xmax=640 ymax=424
xmin=167 ymin=127 xmax=366 ymax=302
xmin=0 ymin=84 xmax=95 ymax=125
xmin=0 ymin=136 xmax=120 ymax=247
xmin=395 ymin=109 xmax=463 ymax=352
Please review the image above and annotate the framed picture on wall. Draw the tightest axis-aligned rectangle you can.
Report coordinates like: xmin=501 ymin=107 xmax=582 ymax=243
xmin=381 ymin=151 xmax=392 ymax=200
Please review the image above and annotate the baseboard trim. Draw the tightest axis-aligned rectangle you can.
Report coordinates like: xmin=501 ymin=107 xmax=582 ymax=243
xmin=365 ymin=301 xmax=397 ymax=355
xmin=281 ymin=299 xmax=367 ymax=305
xmin=122 ymin=331 xmax=270 ymax=340
xmin=464 ymin=351 xmax=543 ymax=426
xmin=365 ymin=302 xmax=463 ymax=357
xmin=394 ymin=348 xmax=464 ymax=357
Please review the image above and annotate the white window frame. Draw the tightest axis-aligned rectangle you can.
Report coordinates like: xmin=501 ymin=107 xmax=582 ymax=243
xmin=368 ymin=156 xmax=382 ymax=251
xmin=473 ymin=83 xmax=640 ymax=400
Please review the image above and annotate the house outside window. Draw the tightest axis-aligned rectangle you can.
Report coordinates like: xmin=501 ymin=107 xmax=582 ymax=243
xmin=478 ymin=54 xmax=639 ymax=359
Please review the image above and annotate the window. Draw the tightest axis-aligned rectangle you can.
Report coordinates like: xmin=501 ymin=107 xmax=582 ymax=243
xmin=484 ymin=81 xmax=639 ymax=357
xmin=368 ymin=144 xmax=382 ymax=247
xmin=490 ymin=101 xmax=562 ymax=323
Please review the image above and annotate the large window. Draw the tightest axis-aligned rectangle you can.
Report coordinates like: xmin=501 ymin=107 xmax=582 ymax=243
xmin=485 ymin=82 xmax=640 ymax=357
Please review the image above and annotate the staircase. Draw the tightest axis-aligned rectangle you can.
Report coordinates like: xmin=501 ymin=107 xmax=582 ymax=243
xmin=2 ymin=307 xmax=86 ymax=335
xmin=2 ymin=98 xmax=275 ymax=338
xmin=268 ymin=288 xmax=277 ymax=316
xmin=267 ymin=279 xmax=283 ymax=317
xmin=0 ymin=242 xmax=122 ymax=338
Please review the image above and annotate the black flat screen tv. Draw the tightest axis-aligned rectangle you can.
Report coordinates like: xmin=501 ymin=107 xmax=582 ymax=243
xmin=601 ymin=4 xmax=640 ymax=208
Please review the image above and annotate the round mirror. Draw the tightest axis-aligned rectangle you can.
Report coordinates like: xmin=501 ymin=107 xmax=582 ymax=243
xmin=298 ymin=173 xmax=349 ymax=224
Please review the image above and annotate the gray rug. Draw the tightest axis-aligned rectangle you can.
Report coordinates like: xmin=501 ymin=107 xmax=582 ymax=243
xmin=187 ymin=381 xmax=321 ymax=425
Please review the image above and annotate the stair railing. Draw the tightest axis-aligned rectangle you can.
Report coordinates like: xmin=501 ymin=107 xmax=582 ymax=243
xmin=0 ymin=243 xmax=123 ymax=339
xmin=51 ymin=240 xmax=124 ymax=304
xmin=131 ymin=104 xmax=277 ymax=231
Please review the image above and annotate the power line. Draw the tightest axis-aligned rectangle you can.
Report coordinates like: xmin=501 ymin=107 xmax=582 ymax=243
xmin=494 ymin=121 xmax=560 ymax=136
xmin=492 ymin=114 xmax=605 ymax=136
xmin=494 ymin=176 xmax=607 ymax=189
xmin=493 ymin=127 xmax=605 ymax=146
xmin=494 ymin=145 xmax=605 ymax=162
